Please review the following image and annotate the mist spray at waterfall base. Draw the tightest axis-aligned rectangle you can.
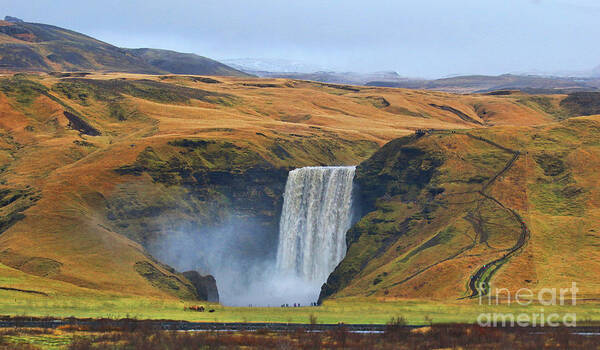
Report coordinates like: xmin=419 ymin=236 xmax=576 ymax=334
xmin=148 ymin=218 xmax=291 ymax=307
xmin=150 ymin=166 xmax=356 ymax=306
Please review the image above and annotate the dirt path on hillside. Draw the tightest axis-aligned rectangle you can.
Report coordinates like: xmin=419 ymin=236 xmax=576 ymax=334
xmin=462 ymin=133 xmax=531 ymax=299
xmin=385 ymin=133 xmax=530 ymax=294
xmin=390 ymin=133 xmax=530 ymax=299
xmin=0 ymin=286 xmax=48 ymax=296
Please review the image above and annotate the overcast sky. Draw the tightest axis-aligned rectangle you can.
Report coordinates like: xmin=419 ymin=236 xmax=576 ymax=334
xmin=3 ymin=0 xmax=600 ymax=78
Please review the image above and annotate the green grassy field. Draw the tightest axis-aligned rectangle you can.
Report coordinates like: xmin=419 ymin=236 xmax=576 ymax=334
xmin=1 ymin=289 xmax=598 ymax=325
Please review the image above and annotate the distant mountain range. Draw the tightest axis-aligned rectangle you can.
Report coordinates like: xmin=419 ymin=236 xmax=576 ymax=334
xmin=227 ymin=58 xmax=600 ymax=94
xmin=366 ymin=74 xmax=600 ymax=94
xmin=245 ymin=70 xmax=412 ymax=86
xmin=0 ymin=16 xmax=248 ymax=76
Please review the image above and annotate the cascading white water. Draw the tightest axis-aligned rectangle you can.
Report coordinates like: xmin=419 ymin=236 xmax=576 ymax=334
xmin=276 ymin=166 xmax=356 ymax=286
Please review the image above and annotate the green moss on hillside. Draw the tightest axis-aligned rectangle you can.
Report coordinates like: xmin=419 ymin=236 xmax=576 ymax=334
xmin=268 ymin=137 xmax=378 ymax=166
xmin=355 ymin=135 xmax=445 ymax=208
xmin=0 ymin=75 xmax=47 ymax=105
xmin=517 ymin=96 xmax=571 ymax=120
xmin=111 ymin=140 xmax=286 ymax=250
xmin=560 ymin=92 xmax=600 ymax=117
xmin=134 ymin=261 xmax=198 ymax=300
xmin=52 ymin=79 xmax=239 ymax=106
xmin=319 ymin=135 xmax=446 ymax=302
xmin=399 ymin=225 xmax=457 ymax=263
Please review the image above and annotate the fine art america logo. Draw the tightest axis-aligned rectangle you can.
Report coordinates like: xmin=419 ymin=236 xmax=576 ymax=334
xmin=477 ymin=282 xmax=578 ymax=327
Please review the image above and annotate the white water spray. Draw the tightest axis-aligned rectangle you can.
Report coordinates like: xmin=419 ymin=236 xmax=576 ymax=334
xmin=276 ymin=166 xmax=356 ymax=289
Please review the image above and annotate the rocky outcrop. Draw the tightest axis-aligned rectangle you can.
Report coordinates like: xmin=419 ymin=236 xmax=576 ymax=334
xmin=0 ymin=188 xmax=40 ymax=236
xmin=4 ymin=16 xmax=24 ymax=23
xmin=63 ymin=111 xmax=101 ymax=136
xmin=183 ymin=271 xmax=219 ymax=302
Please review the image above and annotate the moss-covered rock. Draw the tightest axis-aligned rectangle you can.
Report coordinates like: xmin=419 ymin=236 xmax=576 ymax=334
xmin=111 ymin=141 xmax=288 ymax=249
xmin=319 ymin=135 xmax=445 ymax=302
xmin=355 ymin=135 xmax=445 ymax=210
xmin=110 ymin=135 xmax=380 ymax=300
xmin=0 ymin=188 xmax=39 ymax=236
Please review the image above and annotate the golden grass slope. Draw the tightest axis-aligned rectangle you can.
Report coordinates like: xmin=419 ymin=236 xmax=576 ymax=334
xmin=323 ymin=116 xmax=600 ymax=302
xmin=0 ymin=72 xmax=579 ymax=301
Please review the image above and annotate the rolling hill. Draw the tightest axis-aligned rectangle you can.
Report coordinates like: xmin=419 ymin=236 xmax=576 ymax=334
xmin=366 ymin=74 xmax=600 ymax=94
xmin=228 ymin=60 xmax=600 ymax=93
xmin=0 ymin=16 xmax=247 ymax=76
xmin=0 ymin=70 xmax=597 ymax=306
xmin=126 ymin=48 xmax=248 ymax=77
xmin=321 ymin=117 xmax=600 ymax=302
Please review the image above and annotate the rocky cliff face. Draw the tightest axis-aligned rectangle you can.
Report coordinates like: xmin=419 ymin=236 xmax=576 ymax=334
xmin=183 ymin=271 xmax=219 ymax=302
xmin=109 ymin=140 xmax=289 ymax=265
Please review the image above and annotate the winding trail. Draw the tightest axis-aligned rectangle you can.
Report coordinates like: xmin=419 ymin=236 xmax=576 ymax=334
xmin=384 ymin=132 xmax=531 ymax=297
xmin=462 ymin=134 xmax=530 ymax=299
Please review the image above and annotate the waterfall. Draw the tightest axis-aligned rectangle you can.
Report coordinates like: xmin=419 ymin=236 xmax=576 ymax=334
xmin=276 ymin=166 xmax=356 ymax=285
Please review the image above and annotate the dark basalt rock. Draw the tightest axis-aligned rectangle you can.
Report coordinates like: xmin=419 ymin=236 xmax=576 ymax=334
xmin=63 ymin=111 xmax=101 ymax=136
xmin=183 ymin=271 xmax=219 ymax=302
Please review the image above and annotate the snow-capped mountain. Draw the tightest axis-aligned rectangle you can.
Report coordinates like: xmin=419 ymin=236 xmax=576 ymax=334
xmin=220 ymin=58 xmax=327 ymax=73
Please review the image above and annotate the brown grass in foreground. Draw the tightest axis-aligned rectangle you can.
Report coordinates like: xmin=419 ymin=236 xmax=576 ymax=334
xmin=1 ymin=317 xmax=599 ymax=349
xmin=62 ymin=325 xmax=600 ymax=350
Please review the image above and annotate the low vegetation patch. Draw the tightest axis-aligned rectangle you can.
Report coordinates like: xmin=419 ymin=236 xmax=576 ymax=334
xmin=52 ymin=78 xmax=238 ymax=106
xmin=560 ymin=92 xmax=600 ymax=116
xmin=534 ymin=153 xmax=566 ymax=176
xmin=0 ymin=75 xmax=48 ymax=105
xmin=1 ymin=322 xmax=598 ymax=349
xmin=133 ymin=261 xmax=198 ymax=300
